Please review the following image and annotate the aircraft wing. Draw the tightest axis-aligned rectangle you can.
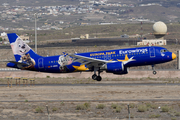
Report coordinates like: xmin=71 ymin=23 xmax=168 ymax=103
xmin=69 ymin=54 xmax=115 ymax=66
xmin=69 ymin=54 xmax=135 ymax=66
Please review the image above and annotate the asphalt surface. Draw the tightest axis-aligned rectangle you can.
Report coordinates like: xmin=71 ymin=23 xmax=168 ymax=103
xmin=1 ymin=83 xmax=180 ymax=87
xmin=1 ymin=99 xmax=180 ymax=102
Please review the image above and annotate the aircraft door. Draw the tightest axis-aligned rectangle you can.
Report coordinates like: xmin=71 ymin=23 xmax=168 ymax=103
xmin=149 ymin=47 xmax=155 ymax=58
xmin=38 ymin=58 xmax=44 ymax=69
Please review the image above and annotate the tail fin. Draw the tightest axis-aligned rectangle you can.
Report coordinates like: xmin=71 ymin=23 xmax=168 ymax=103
xmin=7 ymin=33 xmax=41 ymax=62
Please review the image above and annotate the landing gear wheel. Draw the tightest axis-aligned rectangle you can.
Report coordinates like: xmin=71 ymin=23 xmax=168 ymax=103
xmin=96 ymin=76 xmax=102 ymax=81
xmin=92 ymin=74 xmax=97 ymax=80
xmin=153 ymin=71 xmax=157 ymax=75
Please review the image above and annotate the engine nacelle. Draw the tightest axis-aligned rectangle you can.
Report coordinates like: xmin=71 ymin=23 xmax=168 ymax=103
xmin=105 ymin=62 xmax=124 ymax=72
xmin=103 ymin=62 xmax=128 ymax=75
xmin=113 ymin=67 xmax=128 ymax=75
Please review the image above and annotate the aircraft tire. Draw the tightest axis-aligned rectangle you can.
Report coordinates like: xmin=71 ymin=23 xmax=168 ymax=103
xmin=96 ymin=76 xmax=102 ymax=81
xmin=153 ymin=71 xmax=157 ymax=75
xmin=92 ymin=74 xmax=97 ymax=80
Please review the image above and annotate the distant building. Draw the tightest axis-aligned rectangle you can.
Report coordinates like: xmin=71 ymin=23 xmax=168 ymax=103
xmin=0 ymin=32 xmax=8 ymax=41
xmin=19 ymin=35 xmax=30 ymax=43
xmin=2 ymin=3 xmax=9 ymax=6
xmin=80 ymin=34 xmax=89 ymax=39
xmin=137 ymin=39 xmax=166 ymax=46
xmin=1 ymin=32 xmax=7 ymax=37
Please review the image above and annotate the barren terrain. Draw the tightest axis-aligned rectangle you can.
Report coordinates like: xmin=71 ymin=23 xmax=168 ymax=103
xmin=0 ymin=76 xmax=180 ymax=120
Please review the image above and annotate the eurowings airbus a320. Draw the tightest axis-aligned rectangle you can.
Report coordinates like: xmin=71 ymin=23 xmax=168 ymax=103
xmin=6 ymin=33 xmax=176 ymax=81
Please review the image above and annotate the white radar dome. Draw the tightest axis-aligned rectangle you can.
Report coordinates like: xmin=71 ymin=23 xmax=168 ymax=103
xmin=153 ymin=21 xmax=167 ymax=35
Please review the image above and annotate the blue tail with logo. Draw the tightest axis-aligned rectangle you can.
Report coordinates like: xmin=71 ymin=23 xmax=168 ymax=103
xmin=7 ymin=33 xmax=42 ymax=70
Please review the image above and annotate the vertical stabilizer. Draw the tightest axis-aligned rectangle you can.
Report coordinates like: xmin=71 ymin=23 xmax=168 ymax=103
xmin=7 ymin=33 xmax=41 ymax=62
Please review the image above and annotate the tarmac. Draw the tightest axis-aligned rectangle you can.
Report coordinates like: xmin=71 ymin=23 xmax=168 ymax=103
xmin=0 ymin=70 xmax=180 ymax=78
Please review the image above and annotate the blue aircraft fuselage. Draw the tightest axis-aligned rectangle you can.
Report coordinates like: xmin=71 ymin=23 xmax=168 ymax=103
xmin=6 ymin=33 xmax=176 ymax=81
xmin=33 ymin=46 xmax=175 ymax=73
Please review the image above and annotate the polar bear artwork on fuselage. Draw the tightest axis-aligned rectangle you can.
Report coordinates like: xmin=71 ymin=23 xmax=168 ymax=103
xmin=58 ymin=55 xmax=73 ymax=72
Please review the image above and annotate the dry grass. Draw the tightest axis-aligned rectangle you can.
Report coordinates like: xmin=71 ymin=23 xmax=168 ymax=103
xmin=35 ymin=106 xmax=43 ymax=113
xmin=161 ymin=105 xmax=171 ymax=112
xmin=96 ymin=104 xmax=106 ymax=109
xmin=138 ymin=105 xmax=148 ymax=112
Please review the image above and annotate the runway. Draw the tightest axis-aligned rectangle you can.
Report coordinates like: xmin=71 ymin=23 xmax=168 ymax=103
xmin=1 ymin=83 xmax=180 ymax=87
xmin=0 ymin=70 xmax=180 ymax=79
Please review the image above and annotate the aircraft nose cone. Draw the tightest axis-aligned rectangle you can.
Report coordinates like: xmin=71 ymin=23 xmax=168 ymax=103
xmin=172 ymin=53 xmax=176 ymax=60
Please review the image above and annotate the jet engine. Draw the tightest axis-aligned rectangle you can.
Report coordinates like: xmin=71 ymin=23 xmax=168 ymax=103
xmin=102 ymin=62 xmax=128 ymax=75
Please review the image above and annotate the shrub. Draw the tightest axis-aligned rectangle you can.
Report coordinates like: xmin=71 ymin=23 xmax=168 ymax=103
xmin=115 ymin=106 xmax=121 ymax=113
xmin=75 ymin=103 xmax=91 ymax=110
xmin=161 ymin=106 xmax=171 ymax=112
xmin=96 ymin=104 xmax=106 ymax=109
xmin=126 ymin=114 xmax=134 ymax=118
xmin=171 ymin=117 xmax=176 ymax=120
xmin=111 ymin=103 xmax=118 ymax=109
xmin=129 ymin=103 xmax=136 ymax=108
xmin=35 ymin=106 xmax=43 ymax=113
xmin=46 ymin=76 xmax=50 ymax=78
xmin=25 ymin=99 xmax=28 ymax=102
xmin=52 ymin=107 xmax=58 ymax=112
xmin=145 ymin=103 xmax=158 ymax=109
xmin=175 ymin=112 xmax=180 ymax=116
xmin=76 ymin=104 xmax=87 ymax=110
xmin=60 ymin=101 xmax=64 ymax=106
xmin=149 ymin=114 xmax=161 ymax=118
xmin=151 ymin=104 xmax=158 ymax=109
xmin=84 ymin=102 xmax=90 ymax=108
xmin=146 ymin=102 xmax=152 ymax=108
xmin=138 ymin=105 xmax=147 ymax=112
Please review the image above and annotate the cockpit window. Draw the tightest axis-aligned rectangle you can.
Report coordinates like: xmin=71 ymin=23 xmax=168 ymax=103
xmin=161 ymin=49 xmax=169 ymax=53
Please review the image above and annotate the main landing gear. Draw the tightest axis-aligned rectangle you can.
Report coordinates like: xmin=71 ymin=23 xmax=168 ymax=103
xmin=92 ymin=67 xmax=102 ymax=81
xmin=92 ymin=74 xmax=102 ymax=81
xmin=152 ymin=65 xmax=157 ymax=75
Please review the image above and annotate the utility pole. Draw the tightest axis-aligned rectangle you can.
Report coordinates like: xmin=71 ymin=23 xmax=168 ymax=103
xmin=141 ymin=22 xmax=143 ymax=41
xmin=34 ymin=13 xmax=37 ymax=53
xmin=128 ymin=104 xmax=130 ymax=120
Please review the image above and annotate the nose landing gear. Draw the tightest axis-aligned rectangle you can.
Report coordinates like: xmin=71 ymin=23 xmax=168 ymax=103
xmin=153 ymin=70 xmax=157 ymax=75
xmin=152 ymin=65 xmax=157 ymax=75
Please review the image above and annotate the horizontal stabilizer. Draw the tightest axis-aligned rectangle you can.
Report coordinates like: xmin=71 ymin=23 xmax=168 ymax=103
xmin=9 ymin=61 xmax=29 ymax=66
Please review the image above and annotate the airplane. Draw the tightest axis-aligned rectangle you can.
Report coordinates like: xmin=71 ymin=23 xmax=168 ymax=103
xmin=6 ymin=33 xmax=176 ymax=81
